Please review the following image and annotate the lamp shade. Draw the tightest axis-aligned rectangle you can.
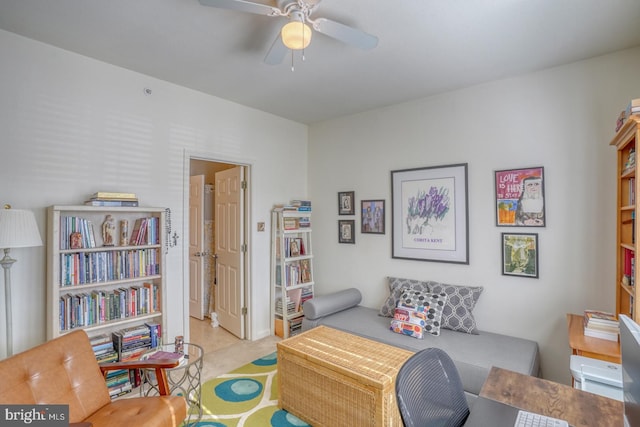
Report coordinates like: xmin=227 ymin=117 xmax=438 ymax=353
xmin=281 ymin=20 xmax=312 ymax=50
xmin=0 ymin=208 xmax=43 ymax=249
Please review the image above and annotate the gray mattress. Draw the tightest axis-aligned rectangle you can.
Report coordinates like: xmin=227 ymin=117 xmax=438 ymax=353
xmin=303 ymin=305 xmax=540 ymax=397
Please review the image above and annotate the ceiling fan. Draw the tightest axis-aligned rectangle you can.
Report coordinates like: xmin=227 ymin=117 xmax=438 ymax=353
xmin=198 ymin=0 xmax=378 ymax=65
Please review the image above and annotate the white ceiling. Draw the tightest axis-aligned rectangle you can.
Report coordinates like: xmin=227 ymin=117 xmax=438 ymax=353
xmin=1 ymin=0 xmax=640 ymax=124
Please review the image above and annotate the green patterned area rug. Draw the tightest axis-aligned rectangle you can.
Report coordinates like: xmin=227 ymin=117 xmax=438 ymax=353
xmin=186 ymin=352 xmax=310 ymax=427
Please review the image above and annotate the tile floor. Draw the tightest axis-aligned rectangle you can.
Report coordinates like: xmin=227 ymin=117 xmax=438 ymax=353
xmin=189 ymin=317 xmax=281 ymax=380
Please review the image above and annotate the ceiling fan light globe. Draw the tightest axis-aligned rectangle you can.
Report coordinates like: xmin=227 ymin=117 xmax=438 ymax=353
xmin=281 ymin=21 xmax=312 ymax=50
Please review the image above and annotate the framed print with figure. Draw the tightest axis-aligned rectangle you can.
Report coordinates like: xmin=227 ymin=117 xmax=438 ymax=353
xmin=338 ymin=191 xmax=355 ymax=215
xmin=495 ymin=167 xmax=545 ymax=227
xmin=338 ymin=220 xmax=355 ymax=244
xmin=361 ymin=200 xmax=385 ymax=234
xmin=391 ymin=163 xmax=469 ymax=264
xmin=502 ymin=233 xmax=539 ymax=278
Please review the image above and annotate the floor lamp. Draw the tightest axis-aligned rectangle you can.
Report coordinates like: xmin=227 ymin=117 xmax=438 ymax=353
xmin=0 ymin=205 xmax=42 ymax=357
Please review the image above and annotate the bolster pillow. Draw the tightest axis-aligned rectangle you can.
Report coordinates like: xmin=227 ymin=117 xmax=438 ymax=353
xmin=303 ymin=288 xmax=362 ymax=320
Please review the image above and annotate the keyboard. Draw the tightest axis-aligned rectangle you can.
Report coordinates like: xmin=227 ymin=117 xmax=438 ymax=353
xmin=514 ymin=410 xmax=569 ymax=427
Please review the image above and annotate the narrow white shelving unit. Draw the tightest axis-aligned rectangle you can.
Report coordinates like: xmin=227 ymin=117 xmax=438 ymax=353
xmin=271 ymin=206 xmax=314 ymax=338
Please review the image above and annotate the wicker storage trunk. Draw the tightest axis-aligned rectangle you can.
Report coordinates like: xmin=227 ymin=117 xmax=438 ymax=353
xmin=277 ymin=325 xmax=412 ymax=427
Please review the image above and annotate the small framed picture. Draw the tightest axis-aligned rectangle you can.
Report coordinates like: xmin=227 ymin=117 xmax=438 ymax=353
xmin=361 ymin=200 xmax=385 ymax=234
xmin=338 ymin=191 xmax=355 ymax=215
xmin=495 ymin=167 xmax=545 ymax=227
xmin=501 ymin=233 xmax=539 ymax=278
xmin=338 ymin=220 xmax=355 ymax=244
xmin=69 ymin=232 xmax=83 ymax=249
xmin=289 ymin=238 xmax=301 ymax=257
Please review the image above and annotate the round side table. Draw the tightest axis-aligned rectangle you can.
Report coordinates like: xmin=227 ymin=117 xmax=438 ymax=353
xmin=140 ymin=343 xmax=204 ymax=426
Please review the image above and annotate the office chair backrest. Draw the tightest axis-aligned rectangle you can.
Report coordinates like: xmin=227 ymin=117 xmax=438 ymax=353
xmin=395 ymin=347 xmax=470 ymax=427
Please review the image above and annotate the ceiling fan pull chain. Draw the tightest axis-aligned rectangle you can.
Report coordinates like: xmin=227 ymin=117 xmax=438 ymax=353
xmin=291 ymin=49 xmax=295 ymax=72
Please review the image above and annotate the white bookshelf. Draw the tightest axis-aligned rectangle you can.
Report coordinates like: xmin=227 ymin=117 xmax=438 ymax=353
xmin=46 ymin=205 xmax=167 ymax=342
xmin=271 ymin=208 xmax=314 ymax=338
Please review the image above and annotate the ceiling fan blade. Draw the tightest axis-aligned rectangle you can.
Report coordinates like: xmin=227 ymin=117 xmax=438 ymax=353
xmin=312 ymin=18 xmax=378 ymax=50
xmin=198 ymin=0 xmax=280 ymax=16
xmin=264 ymin=34 xmax=288 ymax=65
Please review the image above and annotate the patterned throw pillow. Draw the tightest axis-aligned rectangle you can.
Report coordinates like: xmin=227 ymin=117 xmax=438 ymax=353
xmin=397 ymin=289 xmax=447 ymax=336
xmin=390 ymin=318 xmax=424 ymax=339
xmin=379 ymin=277 xmax=431 ymax=317
xmin=393 ymin=306 xmax=427 ymax=328
xmin=428 ymin=282 xmax=484 ymax=334
xmin=389 ymin=307 xmax=427 ymax=339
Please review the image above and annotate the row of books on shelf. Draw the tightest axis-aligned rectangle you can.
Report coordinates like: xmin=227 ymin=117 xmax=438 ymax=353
xmin=277 ymin=237 xmax=307 ymax=258
xmin=129 ymin=217 xmax=160 ymax=246
xmin=583 ymin=309 xmax=619 ymax=342
xmin=59 ymin=283 xmax=161 ymax=331
xmin=276 ymin=286 xmax=313 ymax=315
xmin=616 ymin=99 xmax=640 ymax=132
xmin=300 ymin=287 xmax=313 ymax=306
xmin=90 ymin=321 xmax=163 ymax=398
xmin=275 ymin=297 xmax=298 ymax=316
xmin=624 ymin=248 xmax=635 ymax=288
xmin=60 ymin=215 xmax=159 ymax=249
xmin=61 ymin=216 xmax=97 ymax=249
xmin=59 ymin=248 xmax=160 ymax=286
xmin=275 ymin=260 xmax=312 ymax=287
xmin=84 ymin=192 xmax=139 ymax=207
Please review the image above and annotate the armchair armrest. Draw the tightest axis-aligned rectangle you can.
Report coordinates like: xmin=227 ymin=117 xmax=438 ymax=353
xmin=99 ymin=359 xmax=180 ymax=396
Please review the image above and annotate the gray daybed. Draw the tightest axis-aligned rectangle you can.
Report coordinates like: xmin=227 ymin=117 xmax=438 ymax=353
xmin=301 ymin=288 xmax=541 ymax=402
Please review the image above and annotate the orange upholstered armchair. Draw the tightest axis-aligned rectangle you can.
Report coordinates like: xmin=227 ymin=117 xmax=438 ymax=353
xmin=0 ymin=330 xmax=187 ymax=427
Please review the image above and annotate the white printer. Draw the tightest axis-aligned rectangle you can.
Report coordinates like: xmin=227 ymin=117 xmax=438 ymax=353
xmin=569 ymin=355 xmax=623 ymax=401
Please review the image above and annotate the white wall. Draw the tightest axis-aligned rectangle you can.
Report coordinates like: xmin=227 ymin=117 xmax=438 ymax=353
xmin=308 ymin=46 xmax=640 ymax=384
xmin=0 ymin=29 xmax=308 ymax=356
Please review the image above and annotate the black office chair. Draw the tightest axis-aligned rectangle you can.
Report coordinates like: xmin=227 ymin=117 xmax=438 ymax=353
xmin=395 ymin=348 xmax=470 ymax=427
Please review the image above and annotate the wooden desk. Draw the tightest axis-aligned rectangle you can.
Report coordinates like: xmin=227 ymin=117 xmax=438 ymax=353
xmin=567 ymin=313 xmax=621 ymax=363
xmin=479 ymin=367 xmax=622 ymax=427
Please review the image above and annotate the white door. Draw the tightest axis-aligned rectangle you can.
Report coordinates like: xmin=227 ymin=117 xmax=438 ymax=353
xmin=189 ymin=175 xmax=205 ymax=320
xmin=215 ymin=166 xmax=245 ymax=338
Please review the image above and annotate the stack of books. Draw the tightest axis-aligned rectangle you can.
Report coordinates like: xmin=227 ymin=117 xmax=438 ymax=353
xmin=301 ymin=285 xmax=313 ymax=306
xmin=616 ymin=99 xmax=640 ymax=132
xmin=113 ymin=324 xmax=154 ymax=361
xmin=90 ymin=333 xmax=132 ymax=398
xmin=274 ymin=200 xmax=312 ymax=212
xmin=85 ymin=192 xmax=139 ymax=207
xmin=291 ymin=200 xmax=311 ymax=211
xmin=583 ymin=309 xmax=619 ymax=341
xmin=105 ymin=368 xmax=133 ymax=399
xmin=276 ymin=297 xmax=297 ymax=316
xmin=289 ymin=317 xmax=303 ymax=335
xmin=91 ymin=333 xmax=118 ymax=364
xmin=298 ymin=216 xmax=310 ymax=228
xmin=626 ymin=99 xmax=640 ymax=119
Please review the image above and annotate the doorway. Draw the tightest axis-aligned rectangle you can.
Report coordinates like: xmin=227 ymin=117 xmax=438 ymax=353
xmin=189 ymin=158 xmax=249 ymax=340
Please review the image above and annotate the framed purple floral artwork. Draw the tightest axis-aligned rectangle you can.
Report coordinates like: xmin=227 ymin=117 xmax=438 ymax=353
xmin=391 ymin=163 xmax=469 ymax=263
